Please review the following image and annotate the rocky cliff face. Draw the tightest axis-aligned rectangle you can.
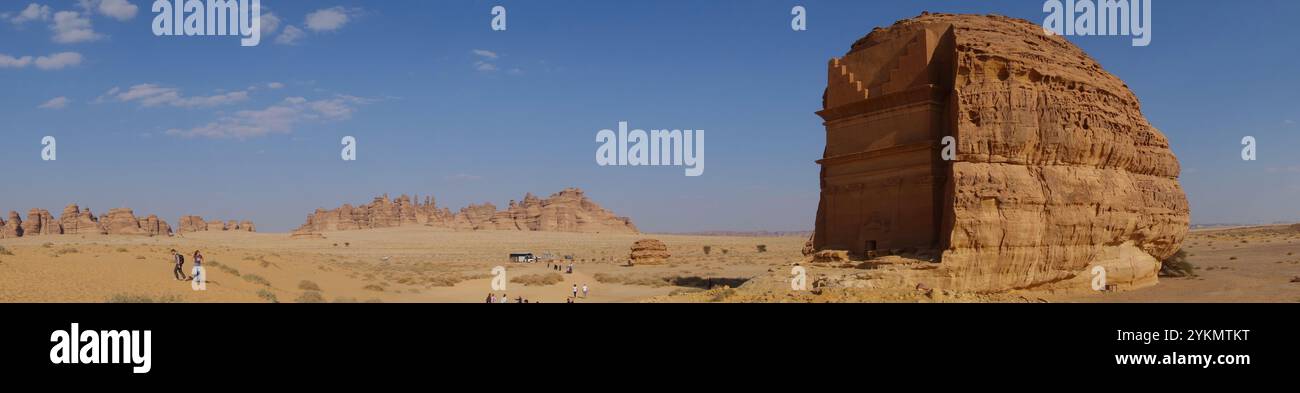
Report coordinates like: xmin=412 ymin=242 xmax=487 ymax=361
xmin=814 ymin=13 xmax=1189 ymax=292
xmin=294 ymin=188 xmax=637 ymax=234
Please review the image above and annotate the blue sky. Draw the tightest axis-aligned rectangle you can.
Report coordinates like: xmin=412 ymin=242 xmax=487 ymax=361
xmin=1 ymin=0 xmax=1297 ymax=232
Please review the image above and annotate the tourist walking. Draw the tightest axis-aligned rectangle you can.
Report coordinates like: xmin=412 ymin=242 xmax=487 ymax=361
xmin=191 ymin=250 xmax=205 ymax=284
xmin=582 ymin=284 xmax=589 ymax=298
xmin=572 ymin=284 xmax=578 ymax=298
xmin=170 ymin=249 xmax=186 ymax=281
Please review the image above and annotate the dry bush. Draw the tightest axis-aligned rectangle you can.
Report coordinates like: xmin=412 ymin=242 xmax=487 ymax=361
xmin=756 ymin=245 xmax=767 ymax=253
xmin=510 ymin=273 xmax=564 ymax=286
xmin=54 ymin=247 xmax=79 ymax=256
xmin=1159 ymin=250 xmax=1195 ymax=278
xmin=242 ymin=274 xmax=271 ymax=286
xmin=363 ymin=284 xmax=385 ymax=292
xmin=256 ymin=289 xmax=279 ymax=303
xmin=298 ymin=280 xmax=321 ymax=291
xmin=295 ymin=291 xmax=325 ymax=303
xmin=0 ymin=246 xmax=12 ymax=256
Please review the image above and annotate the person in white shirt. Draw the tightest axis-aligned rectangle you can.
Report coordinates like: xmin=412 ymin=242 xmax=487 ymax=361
xmin=582 ymin=284 xmax=589 ymax=298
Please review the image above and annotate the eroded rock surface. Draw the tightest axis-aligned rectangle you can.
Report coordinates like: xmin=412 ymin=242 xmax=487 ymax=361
xmin=812 ymin=13 xmax=1188 ymax=292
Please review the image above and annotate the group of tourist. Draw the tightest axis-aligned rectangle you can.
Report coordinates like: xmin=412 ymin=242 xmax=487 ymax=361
xmin=483 ymin=283 xmax=590 ymax=304
xmin=546 ymin=260 xmax=575 ymax=274
xmin=169 ymin=249 xmax=204 ymax=284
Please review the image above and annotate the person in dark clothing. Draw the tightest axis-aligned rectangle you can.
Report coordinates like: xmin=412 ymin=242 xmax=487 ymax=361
xmin=171 ymin=249 xmax=187 ymax=281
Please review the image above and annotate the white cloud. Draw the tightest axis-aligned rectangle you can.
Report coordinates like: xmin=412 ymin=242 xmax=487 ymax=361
xmin=8 ymin=3 xmax=52 ymax=24
xmin=2 ymin=52 xmax=82 ymax=70
xmin=267 ymin=82 xmax=285 ymax=89
xmin=96 ymin=0 xmax=137 ymax=21
xmin=1285 ymin=119 xmax=1296 ymax=125
xmin=51 ymin=11 xmax=100 ymax=43
xmin=0 ymin=54 xmax=34 ymax=68
xmin=275 ymin=25 xmax=305 ymax=45
xmin=105 ymin=84 xmax=250 ymax=108
xmin=260 ymin=11 xmax=281 ymax=34
xmin=305 ymin=7 xmax=351 ymax=32
xmin=472 ymin=49 xmax=503 ymax=72
xmin=38 ymin=96 xmax=70 ymax=109
xmin=166 ymin=95 xmax=370 ymax=139
xmin=34 ymin=52 xmax=82 ymax=69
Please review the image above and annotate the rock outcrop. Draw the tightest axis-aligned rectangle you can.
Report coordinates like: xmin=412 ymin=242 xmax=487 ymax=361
xmin=0 ymin=212 xmax=22 ymax=238
xmin=175 ymin=215 xmax=255 ymax=232
xmin=59 ymin=204 xmax=105 ymax=235
xmin=178 ymin=216 xmax=207 ymax=232
xmin=811 ymin=13 xmax=1189 ymax=292
xmin=0 ymin=204 xmax=174 ymax=238
xmin=98 ymin=208 xmax=150 ymax=236
xmin=294 ymin=188 xmax=637 ymax=234
xmin=21 ymin=209 xmax=59 ymax=236
xmin=628 ymin=239 xmax=670 ymax=265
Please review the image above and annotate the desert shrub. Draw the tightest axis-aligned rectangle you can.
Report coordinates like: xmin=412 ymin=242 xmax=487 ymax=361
xmin=424 ymin=275 xmax=465 ymax=287
xmin=256 ymin=289 xmax=279 ymax=303
xmin=115 ymin=247 xmax=128 ymax=253
xmin=295 ymin=291 xmax=325 ymax=303
xmin=298 ymin=280 xmax=321 ymax=291
xmin=1229 ymin=256 xmax=1238 ymax=260
xmin=135 ymin=256 xmax=146 ymax=260
xmin=1159 ymin=250 xmax=1195 ymax=278
xmin=212 ymin=262 xmax=241 ymax=277
xmin=510 ymin=273 xmax=564 ymax=286
xmin=42 ymin=242 xmax=53 ymax=248
xmin=55 ymin=247 xmax=79 ymax=256
xmin=702 ymin=245 xmax=711 ymax=255
xmin=242 ymin=274 xmax=271 ymax=286
xmin=363 ymin=284 xmax=385 ymax=292
xmin=0 ymin=246 xmax=12 ymax=256
xmin=756 ymin=245 xmax=767 ymax=253
xmin=107 ymin=293 xmax=181 ymax=303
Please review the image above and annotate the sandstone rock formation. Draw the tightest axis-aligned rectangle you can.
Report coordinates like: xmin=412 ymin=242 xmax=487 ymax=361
xmin=21 ymin=209 xmax=59 ymax=236
xmin=811 ymin=13 xmax=1189 ymax=292
xmin=0 ymin=205 xmax=174 ymax=238
xmin=178 ymin=216 xmax=207 ymax=232
xmin=60 ymin=204 xmax=105 ymax=235
xmin=139 ymin=215 xmax=173 ymax=237
xmin=294 ymin=188 xmax=637 ymax=234
xmin=98 ymin=208 xmax=150 ymax=236
xmin=0 ymin=212 xmax=22 ymax=238
xmin=629 ymin=239 xmax=670 ymax=265
xmin=175 ymin=215 xmax=255 ymax=233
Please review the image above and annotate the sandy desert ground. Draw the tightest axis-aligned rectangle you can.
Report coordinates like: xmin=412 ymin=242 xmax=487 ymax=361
xmin=1 ymin=224 xmax=1298 ymax=303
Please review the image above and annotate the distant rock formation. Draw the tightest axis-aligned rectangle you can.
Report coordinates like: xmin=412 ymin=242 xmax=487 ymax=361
xmin=629 ymin=239 xmax=670 ymax=265
xmin=294 ymin=188 xmax=638 ymax=234
xmin=176 ymin=215 xmax=255 ymax=233
xmin=810 ymin=13 xmax=1189 ymax=291
xmin=0 ymin=212 xmax=22 ymax=238
xmin=0 ymin=204 xmax=176 ymax=238
xmin=22 ymin=209 xmax=59 ymax=236
xmin=60 ymin=204 xmax=105 ymax=235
